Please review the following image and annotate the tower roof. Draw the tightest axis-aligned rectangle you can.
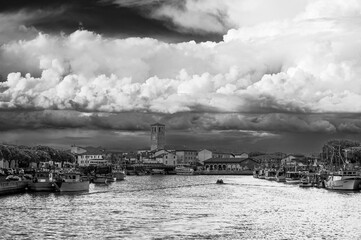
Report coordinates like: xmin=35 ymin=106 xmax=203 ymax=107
xmin=151 ymin=122 xmax=165 ymax=126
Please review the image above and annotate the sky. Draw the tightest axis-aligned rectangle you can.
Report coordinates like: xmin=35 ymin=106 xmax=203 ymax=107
xmin=1 ymin=0 xmax=361 ymax=154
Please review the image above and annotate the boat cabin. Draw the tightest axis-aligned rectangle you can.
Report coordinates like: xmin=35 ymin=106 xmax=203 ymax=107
xmin=61 ymin=173 xmax=82 ymax=182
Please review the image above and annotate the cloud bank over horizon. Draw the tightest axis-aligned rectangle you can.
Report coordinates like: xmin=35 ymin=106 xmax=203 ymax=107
xmin=1 ymin=0 xmax=361 ymax=152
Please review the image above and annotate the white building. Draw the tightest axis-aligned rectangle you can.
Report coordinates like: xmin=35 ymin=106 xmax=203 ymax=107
xmin=71 ymin=146 xmax=109 ymax=166
xmin=198 ymin=149 xmax=213 ymax=165
xmin=176 ymin=150 xmax=198 ymax=165
xmin=155 ymin=151 xmax=177 ymax=166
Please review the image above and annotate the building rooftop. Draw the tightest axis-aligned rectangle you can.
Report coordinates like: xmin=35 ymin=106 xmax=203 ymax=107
xmin=151 ymin=122 xmax=165 ymax=126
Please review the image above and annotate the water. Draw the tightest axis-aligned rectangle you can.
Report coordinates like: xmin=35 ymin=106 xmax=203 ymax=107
xmin=1 ymin=175 xmax=361 ymax=239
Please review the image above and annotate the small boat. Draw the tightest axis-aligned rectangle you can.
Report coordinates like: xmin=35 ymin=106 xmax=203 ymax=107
xmin=0 ymin=175 xmax=28 ymax=195
xmin=92 ymin=174 xmax=108 ymax=184
xmin=299 ymin=177 xmax=313 ymax=188
xmin=285 ymin=171 xmax=301 ymax=184
xmin=55 ymin=172 xmax=89 ymax=192
xmin=253 ymin=169 xmax=259 ymax=178
xmin=275 ymin=169 xmax=286 ymax=182
xmin=106 ymin=174 xmax=116 ymax=182
xmin=324 ymin=170 xmax=361 ymax=190
xmin=258 ymin=169 xmax=265 ymax=179
xmin=113 ymin=169 xmax=126 ymax=180
xmin=28 ymin=171 xmax=59 ymax=192
xmin=265 ymin=169 xmax=277 ymax=181
xmin=151 ymin=169 xmax=165 ymax=175
xmin=175 ymin=165 xmax=195 ymax=175
xmin=216 ymin=179 xmax=224 ymax=184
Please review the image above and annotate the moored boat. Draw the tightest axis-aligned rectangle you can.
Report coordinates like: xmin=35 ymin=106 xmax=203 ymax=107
xmin=265 ymin=169 xmax=277 ymax=181
xmin=275 ymin=169 xmax=286 ymax=182
xmin=28 ymin=171 xmax=59 ymax=192
xmin=55 ymin=172 xmax=89 ymax=192
xmin=0 ymin=175 xmax=28 ymax=195
xmin=324 ymin=170 xmax=361 ymax=190
xmin=113 ymin=169 xmax=126 ymax=180
xmin=92 ymin=174 xmax=108 ymax=184
xmin=175 ymin=165 xmax=194 ymax=175
xmin=285 ymin=171 xmax=301 ymax=184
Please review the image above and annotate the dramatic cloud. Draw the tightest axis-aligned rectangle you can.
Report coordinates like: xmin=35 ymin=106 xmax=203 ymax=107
xmin=1 ymin=0 xmax=361 ymax=152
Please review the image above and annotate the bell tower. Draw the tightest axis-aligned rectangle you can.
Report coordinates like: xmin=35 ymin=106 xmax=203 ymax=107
xmin=150 ymin=123 xmax=165 ymax=151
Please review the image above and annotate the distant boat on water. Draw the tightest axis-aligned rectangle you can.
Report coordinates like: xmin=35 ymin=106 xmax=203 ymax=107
xmin=175 ymin=165 xmax=194 ymax=175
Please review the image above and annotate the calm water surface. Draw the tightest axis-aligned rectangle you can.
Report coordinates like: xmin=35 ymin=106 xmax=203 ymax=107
xmin=1 ymin=175 xmax=361 ymax=239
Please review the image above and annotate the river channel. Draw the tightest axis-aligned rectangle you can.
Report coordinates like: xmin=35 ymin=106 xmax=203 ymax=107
xmin=1 ymin=175 xmax=361 ymax=239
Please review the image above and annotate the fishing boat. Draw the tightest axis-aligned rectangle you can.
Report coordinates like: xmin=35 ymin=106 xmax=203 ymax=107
xmin=285 ymin=171 xmax=301 ymax=184
xmin=0 ymin=175 xmax=28 ymax=195
xmin=258 ymin=169 xmax=265 ymax=179
xmin=265 ymin=169 xmax=277 ymax=181
xmin=55 ymin=172 xmax=89 ymax=192
xmin=92 ymin=174 xmax=108 ymax=184
xmin=151 ymin=169 xmax=165 ymax=175
xmin=275 ymin=169 xmax=286 ymax=182
xmin=299 ymin=176 xmax=314 ymax=188
xmin=112 ymin=169 xmax=126 ymax=180
xmin=324 ymin=170 xmax=361 ymax=190
xmin=28 ymin=171 xmax=59 ymax=192
xmin=253 ymin=169 xmax=259 ymax=178
xmin=175 ymin=165 xmax=194 ymax=175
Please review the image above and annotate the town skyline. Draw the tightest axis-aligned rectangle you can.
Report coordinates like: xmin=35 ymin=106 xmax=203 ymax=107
xmin=1 ymin=0 xmax=361 ymax=154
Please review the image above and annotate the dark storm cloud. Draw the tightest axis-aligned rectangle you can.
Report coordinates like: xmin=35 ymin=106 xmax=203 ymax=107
xmin=0 ymin=0 xmax=222 ymax=42
xmin=0 ymin=110 xmax=359 ymax=136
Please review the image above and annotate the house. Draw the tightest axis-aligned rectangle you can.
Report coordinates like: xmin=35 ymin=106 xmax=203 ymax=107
xmin=175 ymin=150 xmax=198 ymax=165
xmin=71 ymin=146 xmax=108 ymax=166
xmin=203 ymin=158 xmax=259 ymax=174
xmin=197 ymin=149 xmax=234 ymax=165
xmin=155 ymin=151 xmax=177 ymax=166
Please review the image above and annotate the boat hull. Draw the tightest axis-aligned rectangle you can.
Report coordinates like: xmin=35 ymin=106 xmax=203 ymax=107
xmin=285 ymin=179 xmax=301 ymax=184
xmin=28 ymin=181 xmax=56 ymax=192
xmin=0 ymin=181 xmax=28 ymax=195
xmin=113 ymin=172 xmax=125 ymax=181
xmin=57 ymin=181 xmax=90 ymax=192
xmin=324 ymin=178 xmax=361 ymax=190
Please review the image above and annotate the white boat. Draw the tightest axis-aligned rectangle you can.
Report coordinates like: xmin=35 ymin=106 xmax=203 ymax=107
xmin=275 ymin=169 xmax=286 ymax=182
xmin=285 ymin=171 xmax=301 ymax=184
xmin=265 ymin=169 xmax=277 ymax=181
xmin=258 ymin=169 xmax=265 ymax=179
xmin=175 ymin=165 xmax=194 ymax=175
xmin=253 ymin=169 xmax=259 ymax=178
xmin=28 ymin=171 xmax=58 ymax=192
xmin=324 ymin=170 xmax=361 ymax=190
xmin=55 ymin=172 xmax=89 ymax=192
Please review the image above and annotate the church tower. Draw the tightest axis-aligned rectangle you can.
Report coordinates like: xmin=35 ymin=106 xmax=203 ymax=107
xmin=150 ymin=123 xmax=166 ymax=151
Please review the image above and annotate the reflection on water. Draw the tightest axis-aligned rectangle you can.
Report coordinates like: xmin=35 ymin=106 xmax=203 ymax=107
xmin=1 ymin=175 xmax=361 ymax=239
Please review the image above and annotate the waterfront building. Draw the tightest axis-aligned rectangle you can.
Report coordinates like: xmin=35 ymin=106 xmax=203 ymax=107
xmin=150 ymin=123 xmax=166 ymax=151
xmin=155 ymin=151 xmax=177 ymax=166
xmin=197 ymin=149 xmax=235 ymax=165
xmin=203 ymin=158 xmax=259 ymax=174
xmin=175 ymin=150 xmax=198 ymax=165
xmin=71 ymin=146 xmax=108 ymax=166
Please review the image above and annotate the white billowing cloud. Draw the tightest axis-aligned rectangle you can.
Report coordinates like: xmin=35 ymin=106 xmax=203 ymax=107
xmin=2 ymin=0 xmax=361 ymax=115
